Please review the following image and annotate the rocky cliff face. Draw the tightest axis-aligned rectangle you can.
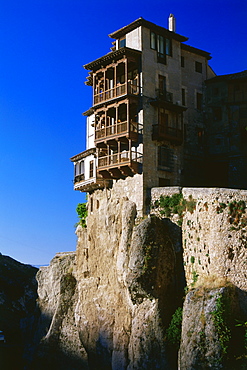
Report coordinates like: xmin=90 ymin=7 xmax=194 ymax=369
xmin=32 ymin=193 xmax=184 ymax=369
xmin=0 ymin=254 xmax=38 ymax=368
xmin=31 ymin=187 xmax=247 ymax=369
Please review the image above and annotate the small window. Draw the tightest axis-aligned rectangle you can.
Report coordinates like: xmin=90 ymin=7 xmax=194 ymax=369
xmin=89 ymin=160 xmax=94 ymax=178
xmin=166 ymin=38 xmax=172 ymax=56
xmin=158 ymin=107 xmax=169 ymax=127
xmin=181 ymin=56 xmax=185 ymax=67
xmin=196 ymin=93 xmax=203 ymax=110
xmin=195 ymin=61 xmax=202 ymax=73
xmin=119 ymin=37 xmax=126 ymax=48
xmin=159 ymin=75 xmax=166 ymax=94
xmin=157 ymin=34 xmax=165 ymax=58
xmin=182 ymin=88 xmax=186 ymax=106
xmin=150 ymin=31 xmax=156 ymax=49
xmin=158 ymin=146 xmax=171 ymax=169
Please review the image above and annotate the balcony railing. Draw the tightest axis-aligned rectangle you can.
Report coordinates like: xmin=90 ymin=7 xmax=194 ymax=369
xmin=95 ymin=121 xmax=139 ymax=142
xmin=98 ymin=150 xmax=143 ymax=169
xmin=74 ymin=173 xmax=85 ymax=184
xmin=94 ymin=81 xmax=139 ymax=105
xmin=152 ymin=124 xmax=183 ymax=144
xmin=74 ymin=176 xmax=110 ymax=192
xmin=155 ymin=89 xmax=173 ymax=103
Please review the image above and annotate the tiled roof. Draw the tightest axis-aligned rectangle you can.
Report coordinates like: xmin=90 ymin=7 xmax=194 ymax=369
xmin=206 ymin=70 xmax=247 ymax=83
xmin=108 ymin=17 xmax=188 ymax=42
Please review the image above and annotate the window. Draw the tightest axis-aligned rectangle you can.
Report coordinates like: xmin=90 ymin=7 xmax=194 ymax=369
xmin=158 ymin=146 xmax=171 ymax=170
xmin=195 ymin=61 xmax=202 ymax=73
xmin=159 ymin=107 xmax=169 ymax=128
xmin=182 ymin=88 xmax=186 ymax=106
xmin=157 ymin=34 xmax=165 ymax=63
xmin=166 ymin=38 xmax=172 ymax=56
xmin=150 ymin=32 xmax=156 ymax=49
xmin=119 ymin=37 xmax=126 ymax=48
xmin=157 ymin=34 xmax=165 ymax=58
xmin=89 ymin=160 xmax=94 ymax=178
xmin=196 ymin=93 xmax=203 ymax=110
xmin=181 ymin=56 xmax=185 ymax=67
xmin=158 ymin=75 xmax=166 ymax=94
xmin=150 ymin=31 xmax=172 ymax=63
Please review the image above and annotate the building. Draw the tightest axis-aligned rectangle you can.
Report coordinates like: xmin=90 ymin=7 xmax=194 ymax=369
xmin=71 ymin=15 xmax=216 ymax=215
xmin=204 ymin=70 xmax=247 ymax=188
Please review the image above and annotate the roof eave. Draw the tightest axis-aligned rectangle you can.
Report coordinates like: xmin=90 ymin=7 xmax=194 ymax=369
xmin=83 ymin=47 xmax=141 ymax=71
xmin=181 ymin=43 xmax=212 ymax=60
xmin=108 ymin=17 xmax=188 ymax=43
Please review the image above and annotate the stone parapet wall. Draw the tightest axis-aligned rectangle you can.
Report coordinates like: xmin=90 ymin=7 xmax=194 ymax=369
xmin=151 ymin=187 xmax=247 ymax=291
xmin=88 ymin=174 xmax=143 ymax=217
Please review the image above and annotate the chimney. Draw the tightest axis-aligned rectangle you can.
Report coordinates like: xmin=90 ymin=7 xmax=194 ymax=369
xmin=168 ymin=14 xmax=176 ymax=32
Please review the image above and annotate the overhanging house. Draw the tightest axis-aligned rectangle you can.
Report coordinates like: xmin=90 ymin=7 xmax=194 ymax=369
xmin=71 ymin=15 xmax=215 ymax=214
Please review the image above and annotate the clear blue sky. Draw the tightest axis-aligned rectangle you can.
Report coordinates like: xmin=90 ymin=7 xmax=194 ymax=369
xmin=0 ymin=0 xmax=246 ymax=266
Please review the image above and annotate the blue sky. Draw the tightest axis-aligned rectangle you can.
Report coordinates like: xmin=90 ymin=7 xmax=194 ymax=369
xmin=0 ymin=0 xmax=246 ymax=265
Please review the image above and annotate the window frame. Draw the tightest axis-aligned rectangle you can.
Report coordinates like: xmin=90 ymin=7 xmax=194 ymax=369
xmin=181 ymin=56 xmax=185 ymax=67
xmin=195 ymin=61 xmax=202 ymax=73
xmin=182 ymin=88 xmax=186 ymax=106
xmin=196 ymin=92 xmax=203 ymax=110
xmin=150 ymin=31 xmax=172 ymax=64
xmin=158 ymin=146 xmax=172 ymax=171
xmin=89 ymin=160 xmax=94 ymax=178
xmin=119 ymin=37 xmax=126 ymax=48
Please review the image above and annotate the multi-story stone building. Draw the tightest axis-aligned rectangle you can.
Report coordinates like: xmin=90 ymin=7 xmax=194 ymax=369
xmin=71 ymin=15 xmax=216 ymax=215
xmin=204 ymin=70 xmax=247 ymax=188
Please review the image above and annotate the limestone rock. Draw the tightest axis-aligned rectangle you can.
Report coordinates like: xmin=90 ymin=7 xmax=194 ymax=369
xmin=32 ymin=192 xmax=184 ymax=369
xmin=179 ymin=285 xmax=246 ymax=369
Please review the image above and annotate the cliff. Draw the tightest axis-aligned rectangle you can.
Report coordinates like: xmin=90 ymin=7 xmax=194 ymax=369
xmin=30 ymin=187 xmax=247 ymax=369
xmin=0 ymin=254 xmax=38 ymax=368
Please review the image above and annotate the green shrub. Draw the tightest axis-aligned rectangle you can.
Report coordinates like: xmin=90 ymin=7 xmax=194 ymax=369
xmin=157 ymin=193 xmax=196 ymax=224
xmin=76 ymin=202 xmax=88 ymax=228
xmin=166 ymin=307 xmax=183 ymax=348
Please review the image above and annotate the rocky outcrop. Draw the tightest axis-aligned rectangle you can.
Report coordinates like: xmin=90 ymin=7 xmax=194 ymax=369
xmin=31 ymin=187 xmax=247 ymax=369
xmin=32 ymin=193 xmax=184 ymax=369
xmin=179 ymin=284 xmax=247 ymax=369
xmin=0 ymin=254 xmax=38 ymax=368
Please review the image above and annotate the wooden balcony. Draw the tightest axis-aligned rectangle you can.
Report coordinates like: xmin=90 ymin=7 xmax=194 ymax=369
xmin=97 ymin=150 xmax=142 ymax=179
xmin=94 ymin=81 xmax=139 ymax=105
xmin=74 ymin=175 xmax=111 ymax=192
xmin=152 ymin=124 xmax=183 ymax=145
xmin=155 ymin=89 xmax=173 ymax=103
xmin=95 ymin=120 xmax=139 ymax=143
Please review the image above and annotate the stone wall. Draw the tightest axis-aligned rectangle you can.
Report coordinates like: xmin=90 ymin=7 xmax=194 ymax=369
xmin=151 ymin=186 xmax=247 ymax=291
xmin=88 ymin=174 xmax=144 ymax=217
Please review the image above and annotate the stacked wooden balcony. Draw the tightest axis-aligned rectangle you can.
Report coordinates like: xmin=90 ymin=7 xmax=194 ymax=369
xmin=97 ymin=149 xmax=142 ymax=179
